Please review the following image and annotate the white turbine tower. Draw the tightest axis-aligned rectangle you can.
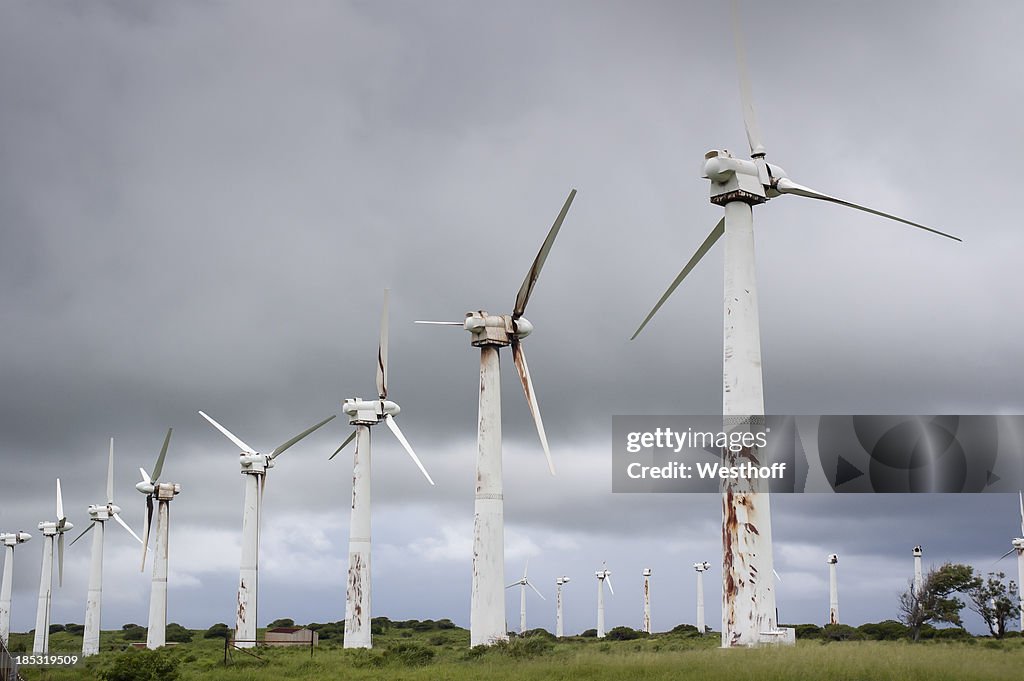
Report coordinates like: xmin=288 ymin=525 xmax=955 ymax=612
xmin=137 ymin=428 xmax=178 ymax=650
xmin=32 ymin=479 xmax=72 ymax=655
xmin=417 ymin=189 xmax=576 ymax=646
xmin=694 ymin=562 xmax=711 ymax=634
xmin=69 ymin=439 xmax=143 ymax=656
xmin=913 ymin=546 xmax=923 ymax=594
xmin=641 ymin=568 xmax=652 ymax=634
xmin=555 ymin=576 xmax=570 ymax=638
xmin=331 ymin=289 xmax=434 ymax=649
xmin=826 ymin=554 xmax=839 ymax=625
xmin=199 ymin=411 xmax=336 ymax=648
xmin=505 ymin=561 xmax=545 ymax=635
xmin=0 ymin=531 xmax=31 ymax=645
xmin=595 ymin=565 xmax=613 ymax=638
xmin=995 ymin=492 xmax=1024 ymax=632
xmin=631 ymin=2 xmax=960 ymax=648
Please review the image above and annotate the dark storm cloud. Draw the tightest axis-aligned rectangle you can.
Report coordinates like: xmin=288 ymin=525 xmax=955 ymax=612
xmin=1 ymin=0 xmax=1022 ymax=633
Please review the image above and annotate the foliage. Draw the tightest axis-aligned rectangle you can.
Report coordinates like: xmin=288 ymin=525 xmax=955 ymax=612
xmin=669 ymin=623 xmax=699 ymax=635
xmin=266 ymin=618 xmax=295 ymax=629
xmin=99 ymin=649 xmax=180 ymax=681
xmin=899 ymin=563 xmax=976 ymax=641
xmin=65 ymin=622 xmax=85 ymax=635
xmin=306 ymin=620 xmax=345 ymax=640
xmin=381 ymin=642 xmax=435 ymax=666
xmin=165 ymin=622 xmax=193 ymax=643
xmin=522 ymin=627 xmax=555 ymax=640
xmin=966 ymin=571 xmax=1021 ymax=639
xmin=792 ymin=623 xmax=823 ymax=639
xmin=49 ymin=623 xmax=66 ymax=634
xmin=821 ymin=624 xmax=865 ymax=641
xmin=606 ymin=626 xmax=644 ymax=640
xmin=580 ymin=628 xmax=598 ymax=637
xmin=857 ymin=620 xmax=909 ymax=641
xmin=121 ymin=623 xmax=147 ymax=641
xmin=203 ymin=623 xmax=231 ymax=640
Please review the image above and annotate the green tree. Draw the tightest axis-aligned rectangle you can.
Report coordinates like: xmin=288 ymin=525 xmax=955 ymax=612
xmin=967 ymin=571 xmax=1021 ymax=639
xmin=898 ymin=562 xmax=976 ymax=641
xmin=203 ymin=623 xmax=231 ymax=640
xmin=165 ymin=622 xmax=193 ymax=643
xmin=100 ymin=649 xmax=180 ymax=681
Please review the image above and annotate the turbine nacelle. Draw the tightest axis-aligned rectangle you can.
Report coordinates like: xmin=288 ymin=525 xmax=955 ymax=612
xmin=595 ymin=570 xmax=611 ymax=579
xmin=37 ymin=520 xmax=72 ymax=535
xmin=136 ymin=481 xmax=180 ymax=500
xmin=342 ymin=397 xmax=401 ymax=425
xmin=86 ymin=503 xmax=121 ymax=520
xmin=464 ymin=311 xmax=533 ymax=347
xmin=912 ymin=546 xmax=923 ymax=557
xmin=239 ymin=453 xmax=272 ymax=473
xmin=556 ymin=576 xmax=571 ymax=585
xmin=703 ymin=149 xmax=789 ymax=205
xmin=0 ymin=532 xmax=31 ymax=546
xmin=1012 ymin=538 xmax=1024 ymax=550
xmin=827 ymin=554 xmax=839 ymax=564
xmin=642 ymin=568 xmax=652 ymax=577
xmin=693 ymin=561 xmax=711 ymax=572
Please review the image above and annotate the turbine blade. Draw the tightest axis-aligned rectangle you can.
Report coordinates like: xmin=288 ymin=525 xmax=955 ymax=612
xmin=112 ymin=513 xmax=143 ymax=545
xmin=152 ymin=428 xmax=172 ymax=482
xmin=524 ymin=559 xmax=529 ymax=579
xmin=606 ymin=576 xmax=614 ymax=596
xmin=631 ymin=218 xmax=725 ymax=340
xmin=505 ymin=582 xmax=519 ymax=590
xmin=774 ymin=178 xmax=962 ymax=242
xmin=69 ymin=522 xmax=95 ymax=547
xmin=198 ymin=411 xmax=256 ymax=454
xmin=378 ymin=289 xmax=389 ymax=400
xmin=384 ymin=414 xmax=435 ymax=485
xmin=1018 ymin=490 xmax=1023 ymax=536
xmin=107 ymin=438 xmax=115 ymax=504
xmin=513 ymin=189 xmax=576 ymax=319
xmin=731 ymin=0 xmax=765 ymax=159
xmin=329 ymin=430 xmax=358 ymax=460
xmin=139 ymin=468 xmax=152 ymax=485
xmin=55 ymin=479 xmax=65 ymax=524
xmin=270 ymin=415 xmax=337 ymax=459
xmin=773 ymin=568 xmax=783 ymax=582
xmin=58 ymin=533 xmax=65 ymax=587
xmin=512 ymin=339 xmax=555 ymax=476
xmin=413 ymin=320 xmax=464 ymax=326
xmin=527 ymin=580 xmax=546 ymax=601
xmin=140 ymin=495 xmax=153 ymax=572
xmin=996 ymin=548 xmax=1015 ymax=562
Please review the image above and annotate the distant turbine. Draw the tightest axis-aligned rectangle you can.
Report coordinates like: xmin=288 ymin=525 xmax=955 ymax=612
xmin=417 ymin=189 xmax=576 ymax=646
xmin=595 ymin=565 xmax=613 ymax=638
xmin=505 ymin=561 xmax=545 ymax=635
xmin=199 ymin=411 xmax=336 ymax=648
xmin=912 ymin=546 xmax=923 ymax=595
xmin=136 ymin=428 xmax=178 ymax=649
xmin=0 ymin=531 xmax=31 ymax=645
xmin=69 ymin=439 xmax=143 ymax=656
xmin=641 ymin=568 xmax=652 ymax=634
xmin=631 ymin=1 xmax=959 ymax=648
xmin=554 ymin=576 xmax=570 ymax=638
xmin=995 ymin=492 xmax=1024 ymax=632
xmin=33 ymin=479 xmax=72 ymax=655
xmin=826 ymin=554 xmax=839 ymax=625
xmin=694 ymin=562 xmax=711 ymax=634
xmin=331 ymin=289 xmax=433 ymax=649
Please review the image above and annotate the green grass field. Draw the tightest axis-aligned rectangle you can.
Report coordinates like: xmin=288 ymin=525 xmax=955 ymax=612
xmin=8 ymin=624 xmax=1024 ymax=681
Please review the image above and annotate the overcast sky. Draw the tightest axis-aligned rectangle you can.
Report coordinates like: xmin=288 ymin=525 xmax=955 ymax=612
xmin=2 ymin=0 xmax=1023 ymax=638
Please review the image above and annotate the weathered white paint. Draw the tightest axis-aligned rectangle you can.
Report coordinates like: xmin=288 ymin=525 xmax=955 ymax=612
xmin=519 ymin=581 xmax=528 ymax=634
xmin=827 ymin=554 xmax=839 ymax=625
xmin=1013 ymin=540 xmax=1024 ymax=633
xmin=235 ymin=469 xmax=261 ymax=648
xmin=344 ymin=425 xmax=372 ymax=649
xmin=555 ymin=578 xmax=568 ymax=638
xmin=470 ymin=345 xmax=507 ymax=646
xmin=32 ymin=530 xmax=55 ymax=655
xmin=147 ymin=502 xmax=169 ymax=650
xmin=596 ymin=574 xmax=606 ymax=638
xmin=0 ymin=545 xmax=12 ymax=645
xmin=82 ymin=521 xmax=105 ymax=656
xmin=694 ymin=562 xmax=709 ymax=634
xmin=642 ymin=569 xmax=651 ymax=634
xmin=913 ymin=546 xmax=923 ymax=595
xmin=720 ymin=199 xmax=778 ymax=647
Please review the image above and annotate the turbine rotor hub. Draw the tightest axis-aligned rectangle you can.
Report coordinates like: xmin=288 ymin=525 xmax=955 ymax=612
xmin=343 ymin=397 xmax=400 ymax=425
xmin=464 ymin=311 xmax=532 ymax=347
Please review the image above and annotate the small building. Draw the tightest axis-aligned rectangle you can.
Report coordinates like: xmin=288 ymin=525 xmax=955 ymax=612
xmin=264 ymin=627 xmax=319 ymax=647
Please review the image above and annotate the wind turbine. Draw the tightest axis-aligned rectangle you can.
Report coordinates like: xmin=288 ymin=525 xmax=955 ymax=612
xmin=505 ymin=561 xmax=545 ymax=635
xmin=595 ymin=565 xmax=613 ymax=638
xmin=69 ymin=438 xmax=143 ymax=656
xmin=0 ymin=531 xmax=31 ymax=645
xmin=826 ymin=554 xmax=839 ymax=625
xmin=694 ymin=561 xmax=711 ymax=634
xmin=913 ymin=546 xmax=923 ymax=594
xmin=330 ymin=289 xmax=434 ymax=649
xmin=199 ymin=411 xmax=336 ymax=648
xmin=416 ymin=189 xmax=576 ymax=646
xmin=641 ymin=568 xmax=652 ymax=634
xmin=554 ymin=576 xmax=570 ymax=638
xmin=630 ymin=1 xmax=960 ymax=647
xmin=32 ymin=479 xmax=72 ymax=655
xmin=136 ymin=428 xmax=178 ymax=650
xmin=995 ymin=492 xmax=1024 ymax=632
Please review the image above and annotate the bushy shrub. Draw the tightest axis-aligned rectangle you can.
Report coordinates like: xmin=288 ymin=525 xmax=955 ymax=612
xmin=669 ymin=623 xmax=699 ymax=635
xmin=48 ymin=624 xmax=66 ymax=634
xmin=382 ymin=642 xmax=435 ymax=666
xmin=100 ymin=649 xmax=180 ymax=681
xmin=858 ymin=620 xmax=909 ymax=641
xmin=934 ymin=627 xmax=971 ymax=640
xmin=65 ymin=623 xmax=85 ymax=635
xmin=822 ymin=624 xmax=865 ymax=641
xmin=606 ymin=626 xmax=643 ymax=641
xmin=793 ymin=623 xmax=823 ymax=639
xmin=121 ymin=624 xmax=147 ymax=641
xmin=203 ymin=623 xmax=230 ymax=640
xmin=580 ymin=628 xmax=597 ymax=638
xmin=266 ymin=618 xmax=294 ymax=628
xmin=522 ymin=628 xmax=556 ymax=640
xmin=165 ymin=623 xmax=192 ymax=643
